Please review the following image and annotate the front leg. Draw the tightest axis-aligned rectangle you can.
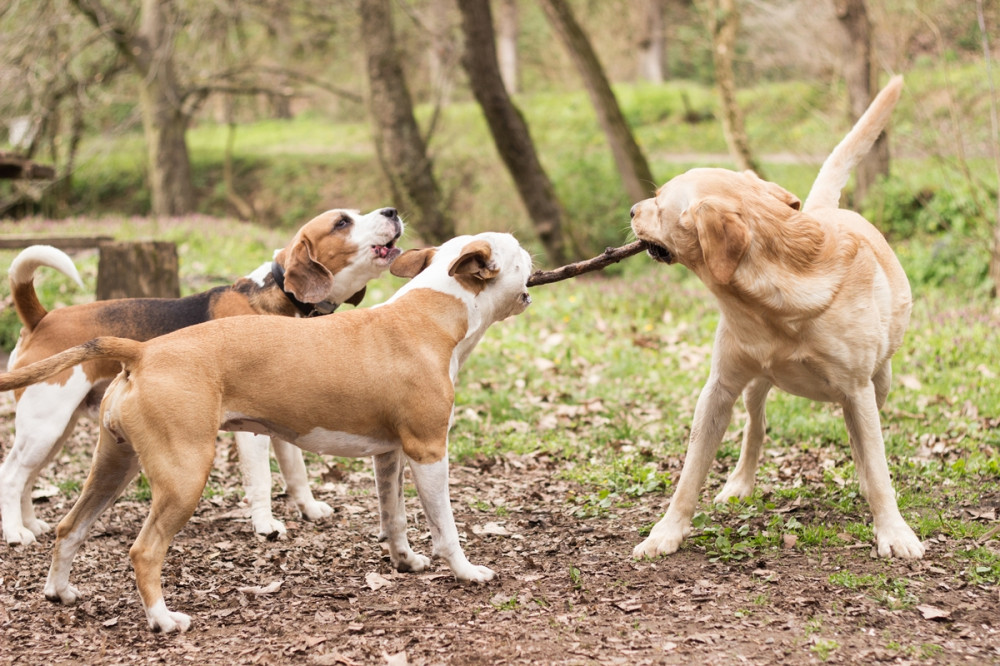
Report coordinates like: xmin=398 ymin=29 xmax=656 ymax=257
xmin=271 ymin=437 xmax=333 ymax=522
xmin=234 ymin=432 xmax=286 ymax=537
xmin=373 ymin=449 xmax=430 ymax=573
xmin=407 ymin=455 xmax=494 ymax=583
xmin=634 ymin=375 xmax=740 ymax=559
xmin=842 ymin=383 xmax=924 ymax=559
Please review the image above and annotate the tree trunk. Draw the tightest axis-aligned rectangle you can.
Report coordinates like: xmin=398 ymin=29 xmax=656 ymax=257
xmin=96 ymin=241 xmax=180 ymax=300
xmin=361 ymin=0 xmax=454 ymax=244
xmin=702 ymin=0 xmax=762 ymax=177
xmin=638 ymin=0 xmax=666 ymax=82
xmin=539 ymin=0 xmax=656 ymax=203
xmin=496 ymin=0 xmax=519 ymax=94
xmin=835 ymin=0 xmax=888 ymax=206
xmin=456 ymin=0 xmax=568 ymax=265
xmin=71 ymin=0 xmax=196 ymax=216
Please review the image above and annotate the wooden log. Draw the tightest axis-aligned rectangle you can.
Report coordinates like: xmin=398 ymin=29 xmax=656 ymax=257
xmin=0 ymin=236 xmax=114 ymax=251
xmin=526 ymin=240 xmax=647 ymax=287
xmin=96 ymin=241 xmax=180 ymax=300
xmin=0 ymin=152 xmax=56 ymax=180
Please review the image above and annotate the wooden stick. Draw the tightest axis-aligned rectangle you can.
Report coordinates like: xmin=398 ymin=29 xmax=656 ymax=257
xmin=526 ymin=240 xmax=647 ymax=287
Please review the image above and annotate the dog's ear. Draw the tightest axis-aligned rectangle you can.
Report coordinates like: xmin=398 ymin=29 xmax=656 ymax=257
xmin=283 ymin=237 xmax=335 ymax=303
xmin=449 ymin=240 xmax=499 ymax=280
xmin=344 ymin=286 xmax=366 ymax=306
xmin=691 ymin=198 xmax=750 ymax=284
xmin=743 ymin=170 xmax=801 ymax=210
xmin=390 ymin=248 xmax=437 ymax=278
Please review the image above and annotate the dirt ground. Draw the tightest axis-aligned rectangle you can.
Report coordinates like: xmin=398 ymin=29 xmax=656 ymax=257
xmin=1 ymin=411 xmax=998 ymax=666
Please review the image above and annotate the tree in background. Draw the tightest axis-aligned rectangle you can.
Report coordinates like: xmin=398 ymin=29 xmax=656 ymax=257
xmin=700 ymin=0 xmax=762 ymax=176
xmin=835 ymin=0 xmax=888 ymax=206
xmin=496 ymin=0 xmax=520 ymax=94
xmin=456 ymin=0 xmax=569 ymax=265
xmin=539 ymin=0 xmax=657 ymax=203
xmin=360 ymin=0 xmax=454 ymax=244
xmin=638 ymin=0 xmax=667 ymax=83
xmin=71 ymin=0 xmax=197 ymax=217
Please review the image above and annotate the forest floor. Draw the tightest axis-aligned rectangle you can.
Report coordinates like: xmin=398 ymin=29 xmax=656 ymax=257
xmin=0 ymin=399 xmax=997 ymax=665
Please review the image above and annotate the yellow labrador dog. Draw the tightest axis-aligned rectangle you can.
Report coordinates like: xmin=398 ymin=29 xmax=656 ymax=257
xmin=630 ymin=75 xmax=924 ymax=560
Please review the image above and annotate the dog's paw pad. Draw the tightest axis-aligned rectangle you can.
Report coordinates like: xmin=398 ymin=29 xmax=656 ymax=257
xmin=300 ymin=500 xmax=334 ymax=521
xmin=24 ymin=518 xmax=51 ymax=537
xmin=44 ymin=584 xmax=80 ymax=605
xmin=149 ymin=610 xmax=192 ymax=634
xmin=393 ymin=552 xmax=431 ymax=573
xmin=4 ymin=526 xmax=38 ymax=546
xmin=458 ymin=565 xmax=496 ymax=584
xmin=252 ymin=518 xmax=287 ymax=538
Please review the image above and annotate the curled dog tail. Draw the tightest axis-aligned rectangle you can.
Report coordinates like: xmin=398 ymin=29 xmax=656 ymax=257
xmin=8 ymin=245 xmax=85 ymax=333
xmin=803 ymin=75 xmax=904 ymax=213
xmin=0 ymin=337 xmax=142 ymax=392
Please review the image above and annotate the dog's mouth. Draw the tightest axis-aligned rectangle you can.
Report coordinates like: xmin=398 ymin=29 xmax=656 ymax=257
xmin=645 ymin=242 xmax=674 ymax=264
xmin=372 ymin=234 xmax=402 ymax=264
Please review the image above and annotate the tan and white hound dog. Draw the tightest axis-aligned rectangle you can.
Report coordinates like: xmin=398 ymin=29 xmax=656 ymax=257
xmin=0 ymin=232 xmax=532 ymax=632
xmin=1 ymin=207 xmax=402 ymax=545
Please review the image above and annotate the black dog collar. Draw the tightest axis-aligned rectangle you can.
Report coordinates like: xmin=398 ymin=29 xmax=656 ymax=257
xmin=270 ymin=261 xmax=339 ymax=317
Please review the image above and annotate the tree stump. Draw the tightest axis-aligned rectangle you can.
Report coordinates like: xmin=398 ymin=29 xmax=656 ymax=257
xmin=96 ymin=241 xmax=180 ymax=300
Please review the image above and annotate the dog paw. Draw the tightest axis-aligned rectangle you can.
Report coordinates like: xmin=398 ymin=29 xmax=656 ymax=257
xmin=299 ymin=499 xmax=334 ymax=522
xmin=392 ymin=551 xmax=431 ymax=573
xmin=455 ymin=564 xmax=496 ymax=584
xmin=24 ymin=517 xmax=51 ymax=537
xmin=44 ymin=583 xmax=80 ymax=605
xmin=252 ymin=516 xmax=287 ymax=539
xmin=4 ymin=524 xmax=38 ymax=546
xmin=875 ymin=526 xmax=925 ymax=559
xmin=713 ymin=479 xmax=754 ymax=504
xmin=632 ymin=520 xmax=687 ymax=559
xmin=146 ymin=601 xmax=192 ymax=633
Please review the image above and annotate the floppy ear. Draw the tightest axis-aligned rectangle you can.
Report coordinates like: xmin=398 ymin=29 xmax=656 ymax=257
xmin=344 ymin=286 xmax=366 ymax=306
xmin=283 ymin=237 xmax=335 ymax=303
xmin=691 ymin=198 xmax=750 ymax=284
xmin=743 ymin=170 xmax=801 ymax=210
xmin=448 ymin=240 xmax=499 ymax=280
xmin=390 ymin=248 xmax=437 ymax=278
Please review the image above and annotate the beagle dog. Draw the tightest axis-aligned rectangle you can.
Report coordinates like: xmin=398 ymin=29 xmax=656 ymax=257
xmin=0 ymin=232 xmax=531 ymax=632
xmin=0 ymin=207 xmax=402 ymax=545
xmin=630 ymin=76 xmax=924 ymax=560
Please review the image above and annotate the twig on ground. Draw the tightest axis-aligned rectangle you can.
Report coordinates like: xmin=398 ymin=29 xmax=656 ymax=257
xmin=526 ymin=241 xmax=647 ymax=287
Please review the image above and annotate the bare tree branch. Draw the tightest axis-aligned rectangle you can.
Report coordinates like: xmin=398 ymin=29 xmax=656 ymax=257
xmin=527 ymin=241 xmax=647 ymax=287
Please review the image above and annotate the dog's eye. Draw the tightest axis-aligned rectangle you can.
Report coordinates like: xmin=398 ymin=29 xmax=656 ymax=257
xmin=334 ymin=216 xmax=352 ymax=230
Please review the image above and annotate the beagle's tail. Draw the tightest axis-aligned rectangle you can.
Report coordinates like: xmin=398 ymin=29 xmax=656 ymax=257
xmin=803 ymin=75 xmax=903 ymax=212
xmin=8 ymin=245 xmax=85 ymax=333
xmin=0 ymin=337 xmax=142 ymax=392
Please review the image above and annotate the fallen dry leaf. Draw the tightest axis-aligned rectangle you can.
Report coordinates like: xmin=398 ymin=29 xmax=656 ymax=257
xmin=237 ymin=580 xmax=282 ymax=595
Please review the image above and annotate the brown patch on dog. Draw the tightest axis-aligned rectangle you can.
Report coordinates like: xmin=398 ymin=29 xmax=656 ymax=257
xmin=448 ymin=240 xmax=500 ymax=295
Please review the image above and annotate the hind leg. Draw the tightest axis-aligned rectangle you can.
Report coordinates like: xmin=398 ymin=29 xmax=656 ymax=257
xmin=850 ymin=362 xmax=893 ymax=500
xmin=44 ymin=424 xmax=140 ymax=604
xmin=2 ymin=378 xmax=92 ymax=545
xmin=271 ymin=437 xmax=333 ymax=522
xmin=374 ymin=449 xmax=430 ymax=573
xmin=130 ymin=432 xmax=216 ymax=633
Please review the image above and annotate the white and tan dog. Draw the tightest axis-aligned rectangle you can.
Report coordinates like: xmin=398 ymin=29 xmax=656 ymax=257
xmin=629 ymin=76 xmax=925 ymax=560
xmin=0 ymin=232 xmax=532 ymax=632
xmin=1 ymin=207 xmax=402 ymax=545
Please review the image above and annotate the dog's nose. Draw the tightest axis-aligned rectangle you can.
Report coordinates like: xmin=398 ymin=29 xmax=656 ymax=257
xmin=629 ymin=204 xmax=637 ymax=218
xmin=380 ymin=207 xmax=398 ymax=219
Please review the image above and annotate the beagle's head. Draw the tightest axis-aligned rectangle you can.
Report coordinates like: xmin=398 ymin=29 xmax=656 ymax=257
xmin=389 ymin=232 xmax=532 ymax=324
xmin=277 ymin=207 xmax=403 ymax=307
xmin=629 ymin=168 xmax=801 ymax=287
